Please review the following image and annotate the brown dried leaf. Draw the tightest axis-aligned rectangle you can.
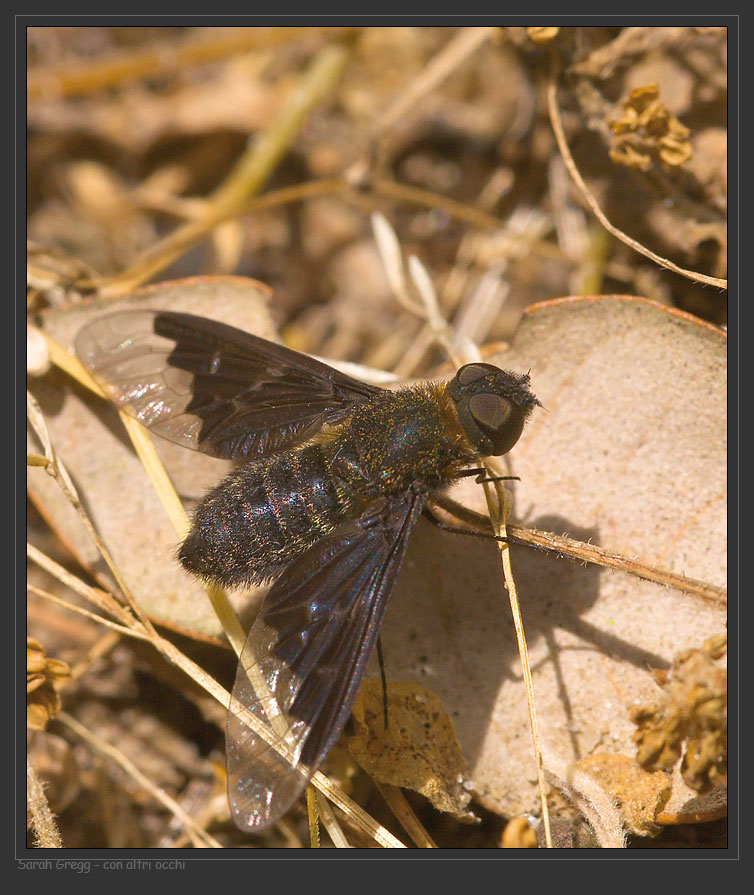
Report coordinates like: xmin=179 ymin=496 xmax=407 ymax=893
xmin=349 ymin=680 xmax=473 ymax=820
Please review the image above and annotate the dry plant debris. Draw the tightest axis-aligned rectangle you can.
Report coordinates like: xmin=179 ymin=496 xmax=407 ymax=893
xmin=630 ymin=633 xmax=727 ymax=794
xmin=500 ymin=816 xmax=539 ymax=848
xmin=27 ymin=638 xmax=71 ymax=731
xmin=609 ymin=84 xmax=693 ymax=170
xmin=575 ymin=753 xmax=672 ymax=837
xmin=526 ymin=27 xmax=560 ymax=46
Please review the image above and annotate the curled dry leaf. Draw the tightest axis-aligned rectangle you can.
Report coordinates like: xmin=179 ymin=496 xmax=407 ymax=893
xmin=349 ymin=680 xmax=473 ymax=820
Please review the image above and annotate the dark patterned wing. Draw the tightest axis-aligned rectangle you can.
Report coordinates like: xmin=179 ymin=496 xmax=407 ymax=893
xmin=75 ymin=310 xmax=381 ymax=459
xmin=226 ymin=492 xmax=425 ymax=832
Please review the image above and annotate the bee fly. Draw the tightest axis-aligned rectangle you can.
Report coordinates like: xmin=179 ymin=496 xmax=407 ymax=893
xmin=75 ymin=309 xmax=540 ymax=832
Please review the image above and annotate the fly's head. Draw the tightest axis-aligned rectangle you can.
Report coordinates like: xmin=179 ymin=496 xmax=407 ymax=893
xmin=446 ymin=363 xmax=540 ymax=458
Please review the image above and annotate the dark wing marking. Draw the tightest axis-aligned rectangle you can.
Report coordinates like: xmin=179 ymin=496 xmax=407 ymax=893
xmin=75 ymin=310 xmax=381 ymax=458
xmin=225 ymin=492 xmax=425 ymax=832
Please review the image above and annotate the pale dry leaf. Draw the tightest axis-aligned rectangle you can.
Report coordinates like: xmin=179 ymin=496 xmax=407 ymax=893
xmin=28 ymin=276 xmax=276 ymax=639
xmin=374 ymin=295 xmax=726 ymax=825
xmin=349 ymin=680 xmax=473 ymax=820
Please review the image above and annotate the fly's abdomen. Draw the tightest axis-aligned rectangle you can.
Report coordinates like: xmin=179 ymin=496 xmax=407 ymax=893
xmin=179 ymin=444 xmax=347 ymax=587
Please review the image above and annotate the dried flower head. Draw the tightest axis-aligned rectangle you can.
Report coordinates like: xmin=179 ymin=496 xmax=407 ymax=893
xmin=630 ymin=633 xmax=726 ymax=793
xmin=610 ymin=84 xmax=693 ymax=170
xmin=27 ymin=638 xmax=71 ymax=731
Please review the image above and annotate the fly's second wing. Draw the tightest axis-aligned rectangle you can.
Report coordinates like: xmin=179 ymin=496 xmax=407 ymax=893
xmin=75 ymin=310 xmax=380 ymax=459
xmin=226 ymin=492 xmax=425 ymax=833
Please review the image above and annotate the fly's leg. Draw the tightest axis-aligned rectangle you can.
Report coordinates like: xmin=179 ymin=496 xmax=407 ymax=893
xmin=422 ymin=505 xmax=510 ymax=544
xmin=456 ymin=467 xmax=521 ymax=485
xmin=423 ymin=504 xmax=572 ymax=559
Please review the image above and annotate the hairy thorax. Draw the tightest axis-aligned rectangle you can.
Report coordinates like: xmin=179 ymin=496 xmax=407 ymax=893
xmin=328 ymin=384 xmax=475 ymax=497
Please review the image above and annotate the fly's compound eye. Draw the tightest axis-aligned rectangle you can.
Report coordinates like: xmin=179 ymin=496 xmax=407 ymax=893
xmin=467 ymin=392 xmax=526 ymax=456
xmin=469 ymin=393 xmax=511 ymax=432
xmin=448 ymin=362 xmax=540 ymax=457
xmin=454 ymin=363 xmax=501 ymax=387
